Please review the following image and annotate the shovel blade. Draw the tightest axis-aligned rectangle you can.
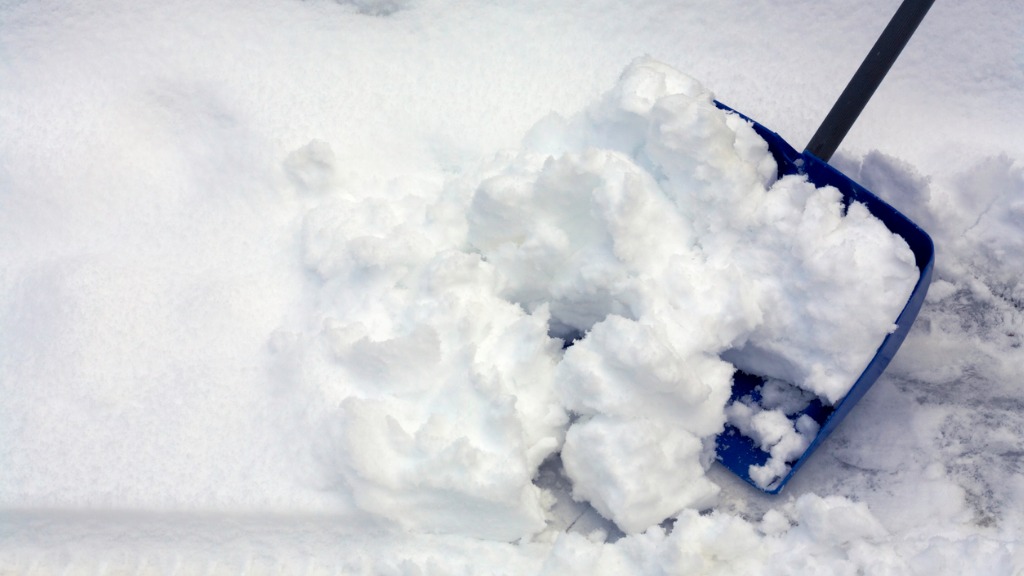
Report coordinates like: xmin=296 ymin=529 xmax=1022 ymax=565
xmin=713 ymin=102 xmax=935 ymax=493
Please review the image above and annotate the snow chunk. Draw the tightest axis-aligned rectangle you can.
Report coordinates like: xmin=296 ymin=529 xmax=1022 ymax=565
xmin=721 ymin=178 xmax=920 ymax=402
xmin=725 ymin=397 xmax=820 ymax=490
xmin=561 ymin=415 xmax=719 ymax=534
xmin=557 ymin=316 xmax=734 ymax=434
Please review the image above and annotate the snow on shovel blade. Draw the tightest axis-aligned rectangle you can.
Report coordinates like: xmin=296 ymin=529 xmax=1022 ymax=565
xmin=713 ymin=102 xmax=935 ymax=494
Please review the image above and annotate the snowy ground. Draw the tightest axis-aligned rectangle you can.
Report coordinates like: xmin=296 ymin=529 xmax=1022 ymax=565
xmin=2 ymin=0 xmax=1023 ymax=573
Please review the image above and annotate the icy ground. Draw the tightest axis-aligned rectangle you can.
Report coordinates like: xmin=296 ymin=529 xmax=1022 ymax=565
xmin=2 ymin=0 xmax=1024 ymax=574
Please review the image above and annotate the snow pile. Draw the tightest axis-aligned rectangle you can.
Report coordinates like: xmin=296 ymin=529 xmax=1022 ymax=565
xmin=272 ymin=59 xmax=919 ymax=536
xmin=279 ymin=142 xmax=567 ymax=541
xmin=468 ymin=58 xmax=918 ymax=513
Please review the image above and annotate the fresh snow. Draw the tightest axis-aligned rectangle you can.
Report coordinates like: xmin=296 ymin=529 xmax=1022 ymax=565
xmin=2 ymin=0 xmax=1024 ymax=574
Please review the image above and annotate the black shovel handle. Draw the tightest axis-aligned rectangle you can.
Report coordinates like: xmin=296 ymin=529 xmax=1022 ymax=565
xmin=804 ymin=0 xmax=935 ymax=162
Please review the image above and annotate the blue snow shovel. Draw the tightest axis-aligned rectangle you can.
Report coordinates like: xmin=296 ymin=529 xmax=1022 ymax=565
xmin=714 ymin=0 xmax=936 ymax=493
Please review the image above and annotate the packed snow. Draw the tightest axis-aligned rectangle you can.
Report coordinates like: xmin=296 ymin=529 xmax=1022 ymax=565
xmin=2 ymin=0 xmax=1023 ymax=574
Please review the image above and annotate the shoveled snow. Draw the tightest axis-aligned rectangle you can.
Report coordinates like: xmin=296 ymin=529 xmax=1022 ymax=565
xmin=2 ymin=0 xmax=1023 ymax=573
xmin=467 ymin=57 xmax=916 ymax=518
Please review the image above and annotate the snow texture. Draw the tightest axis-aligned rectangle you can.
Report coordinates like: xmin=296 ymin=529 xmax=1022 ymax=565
xmin=2 ymin=0 xmax=1024 ymax=573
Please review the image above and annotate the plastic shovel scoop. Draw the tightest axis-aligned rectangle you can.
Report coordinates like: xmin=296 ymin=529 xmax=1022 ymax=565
xmin=713 ymin=0 xmax=936 ymax=493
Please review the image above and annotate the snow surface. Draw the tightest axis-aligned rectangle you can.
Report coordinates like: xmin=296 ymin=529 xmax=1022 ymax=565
xmin=2 ymin=0 xmax=1024 ymax=573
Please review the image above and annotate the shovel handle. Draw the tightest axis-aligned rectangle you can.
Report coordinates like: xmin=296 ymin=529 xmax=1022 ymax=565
xmin=804 ymin=0 xmax=935 ymax=162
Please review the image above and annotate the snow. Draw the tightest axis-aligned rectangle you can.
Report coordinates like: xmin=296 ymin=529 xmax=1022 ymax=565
xmin=472 ymin=58 xmax=917 ymax=404
xmin=725 ymin=397 xmax=820 ymax=490
xmin=2 ymin=0 xmax=1024 ymax=573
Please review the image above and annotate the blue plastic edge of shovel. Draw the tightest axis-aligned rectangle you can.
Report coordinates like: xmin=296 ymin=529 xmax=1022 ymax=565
xmin=712 ymin=0 xmax=937 ymax=493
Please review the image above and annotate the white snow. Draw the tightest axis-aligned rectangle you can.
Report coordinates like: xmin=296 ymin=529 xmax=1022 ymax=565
xmin=467 ymin=56 xmax=915 ymax=507
xmin=726 ymin=398 xmax=821 ymax=490
xmin=2 ymin=0 xmax=1024 ymax=573
xmin=473 ymin=58 xmax=918 ymax=405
